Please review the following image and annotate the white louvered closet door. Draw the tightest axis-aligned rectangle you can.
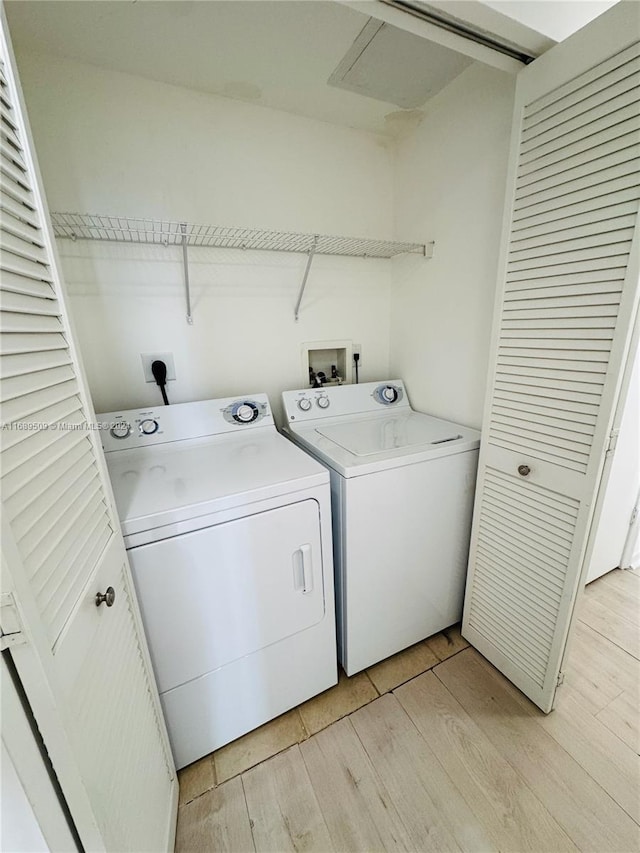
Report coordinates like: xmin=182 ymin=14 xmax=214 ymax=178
xmin=462 ymin=2 xmax=640 ymax=713
xmin=0 ymin=14 xmax=177 ymax=852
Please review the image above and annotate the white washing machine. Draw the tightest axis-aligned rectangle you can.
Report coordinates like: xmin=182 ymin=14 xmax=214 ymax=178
xmin=100 ymin=395 xmax=337 ymax=769
xmin=282 ymin=381 xmax=480 ymax=676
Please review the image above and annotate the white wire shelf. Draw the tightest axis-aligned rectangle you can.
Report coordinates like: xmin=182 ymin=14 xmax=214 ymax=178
xmin=50 ymin=212 xmax=427 ymax=259
xmin=50 ymin=212 xmax=432 ymax=323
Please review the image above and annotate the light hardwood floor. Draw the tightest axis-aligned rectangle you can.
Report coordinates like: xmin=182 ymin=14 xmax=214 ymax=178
xmin=175 ymin=569 xmax=640 ymax=852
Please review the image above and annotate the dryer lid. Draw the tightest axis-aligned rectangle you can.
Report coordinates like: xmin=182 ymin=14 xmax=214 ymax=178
xmin=315 ymin=412 xmax=463 ymax=456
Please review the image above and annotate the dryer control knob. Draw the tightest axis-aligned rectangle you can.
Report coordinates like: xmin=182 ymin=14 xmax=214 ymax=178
xmin=140 ymin=418 xmax=159 ymax=435
xmin=110 ymin=422 xmax=131 ymax=439
xmin=317 ymin=396 xmax=330 ymax=409
xmin=234 ymin=403 xmax=258 ymax=423
xmin=382 ymin=385 xmax=398 ymax=403
xmin=298 ymin=398 xmax=312 ymax=412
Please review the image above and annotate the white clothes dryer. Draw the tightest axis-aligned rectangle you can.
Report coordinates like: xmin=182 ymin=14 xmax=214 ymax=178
xmin=100 ymin=395 xmax=337 ymax=768
xmin=282 ymin=381 xmax=480 ymax=675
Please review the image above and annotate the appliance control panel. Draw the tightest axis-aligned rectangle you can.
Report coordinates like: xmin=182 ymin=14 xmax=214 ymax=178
xmin=282 ymin=380 xmax=410 ymax=423
xmin=100 ymin=394 xmax=274 ymax=452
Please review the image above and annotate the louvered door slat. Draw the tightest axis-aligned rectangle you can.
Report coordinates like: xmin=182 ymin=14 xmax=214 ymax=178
xmin=1 ymin=332 xmax=68 ymax=355
xmin=495 ymin=378 xmax=603 ymax=404
xmin=519 ymin=129 xmax=640 ymax=189
xmin=26 ymin=482 xmax=104 ymax=583
xmin=0 ymin=188 xmax=39 ymax=227
xmin=528 ymin=40 xmax=640 ymax=117
xmin=1 ymin=312 xmax=63 ymax=334
xmin=0 ymin=111 xmax=17 ymax=137
xmin=522 ymin=65 xmax=640 ymax=140
xmin=475 ymin=549 xmax=564 ymax=605
xmin=1 ymin=207 xmax=44 ymax=245
xmin=509 ymin=225 xmax=635 ymax=259
xmin=480 ymin=493 xmax=574 ymax=550
xmin=521 ymin=102 xmax=640 ymax=171
xmin=1 ymin=365 xmax=77 ymax=405
xmin=2 ymin=423 xmax=87 ymax=499
xmin=0 ymin=270 xmax=55 ymax=298
xmin=39 ymin=506 xmax=110 ymax=632
xmin=1 ymin=248 xmax=52 ymax=282
xmin=1 ymin=224 xmax=48 ymax=263
xmin=513 ymin=175 xmax=639 ymax=221
xmin=513 ymin=186 xmax=640 ymax=230
xmin=493 ymin=401 xmax=596 ymax=431
xmin=12 ymin=454 xmax=96 ymax=542
xmin=493 ymin=389 xmax=598 ymax=418
xmin=502 ymin=316 xmax=617 ymax=329
xmin=1 ymin=149 xmax=29 ymax=187
xmin=0 ymin=138 xmax=25 ymax=175
xmin=1 ymin=378 xmax=79 ymax=422
xmin=517 ymin=146 xmax=640 ymax=201
xmin=1 ymin=290 xmax=59 ymax=315
xmin=0 ymin=398 xmax=83 ymax=459
xmin=521 ymin=87 xmax=639 ymax=154
xmin=515 ymin=159 xmax=639 ymax=210
xmin=1 ymin=348 xmax=73 ymax=379
xmin=518 ymin=119 xmax=638 ymax=178
xmin=3 ymin=441 xmax=90 ymax=519
xmin=1 ymin=171 xmax=35 ymax=208
xmin=21 ymin=470 xmax=102 ymax=560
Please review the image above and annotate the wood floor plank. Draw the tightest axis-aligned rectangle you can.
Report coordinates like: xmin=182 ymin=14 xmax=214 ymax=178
xmin=597 ymin=568 xmax=640 ymax=604
xmin=435 ymin=649 xmax=640 ymax=853
xmin=584 ymin=574 xmax=640 ymax=623
xmin=242 ymin=745 xmax=334 ymax=853
xmin=539 ymin=682 xmax=640 ymax=824
xmin=395 ymin=671 xmax=578 ymax=852
xmin=564 ymin=621 xmax=634 ymax=714
xmin=577 ymin=595 xmax=640 ymax=659
xmin=350 ymin=693 xmax=494 ymax=853
xmin=175 ymin=776 xmax=255 ymax=853
xmin=300 ymin=717 xmax=412 ymax=852
xmin=596 ymin=690 xmax=640 ymax=753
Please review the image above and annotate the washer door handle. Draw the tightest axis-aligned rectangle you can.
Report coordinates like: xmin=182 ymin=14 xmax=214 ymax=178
xmin=292 ymin=545 xmax=313 ymax=594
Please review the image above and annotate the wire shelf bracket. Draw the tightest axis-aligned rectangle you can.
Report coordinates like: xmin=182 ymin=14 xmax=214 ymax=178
xmin=50 ymin=212 xmax=432 ymax=322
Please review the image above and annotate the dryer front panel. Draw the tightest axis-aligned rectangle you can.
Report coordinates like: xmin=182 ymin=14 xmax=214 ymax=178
xmin=129 ymin=499 xmax=325 ymax=693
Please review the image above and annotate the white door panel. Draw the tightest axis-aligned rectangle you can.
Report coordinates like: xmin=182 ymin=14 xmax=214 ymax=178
xmin=463 ymin=4 xmax=640 ymax=712
xmin=0 ymin=14 xmax=177 ymax=850
xmin=130 ymin=500 xmax=325 ymax=692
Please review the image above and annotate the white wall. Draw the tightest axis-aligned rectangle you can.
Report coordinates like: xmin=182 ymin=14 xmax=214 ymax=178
xmin=586 ymin=342 xmax=640 ymax=582
xmin=389 ymin=63 xmax=516 ymax=428
xmin=16 ymin=52 xmax=394 ymax=421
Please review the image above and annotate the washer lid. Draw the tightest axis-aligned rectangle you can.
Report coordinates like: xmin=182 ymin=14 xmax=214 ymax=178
xmin=106 ymin=431 xmax=327 ymax=537
xmin=315 ymin=412 xmax=463 ymax=456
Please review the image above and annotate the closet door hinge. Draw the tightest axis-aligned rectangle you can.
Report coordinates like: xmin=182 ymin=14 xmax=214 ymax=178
xmin=606 ymin=428 xmax=620 ymax=455
xmin=556 ymin=671 xmax=565 ymax=688
xmin=0 ymin=593 xmax=27 ymax=651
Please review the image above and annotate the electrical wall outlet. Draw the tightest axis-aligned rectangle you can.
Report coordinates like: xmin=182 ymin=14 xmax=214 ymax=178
xmin=141 ymin=353 xmax=176 ymax=383
xmin=353 ymin=344 xmax=361 ymax=362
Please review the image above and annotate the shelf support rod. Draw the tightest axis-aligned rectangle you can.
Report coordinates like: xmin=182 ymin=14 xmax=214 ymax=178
xmin=294 ymin=235 xmax=318 ymax=322
xmin=180 ymin=222 xmax=193 ymax=325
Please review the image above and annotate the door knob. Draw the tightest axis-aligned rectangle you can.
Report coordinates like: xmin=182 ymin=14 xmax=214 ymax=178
xmin=95 ymin=586 xmax=116 ymax=608
xmin=518 ymin=465 xmax=531 ymax=477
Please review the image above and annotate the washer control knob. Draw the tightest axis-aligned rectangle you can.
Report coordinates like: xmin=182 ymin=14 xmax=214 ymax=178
xmin=110 ymin=422 xmax=131 ymax=439
xmin=298 ymin=397 xmax=312 ymax=412
xmin=317 ymin=396 xmax=330 ymax=409
xmin=140 ymin=418 xmax=159 ymax=435
xmin=382 ymin=385 xmax=398 ymax=403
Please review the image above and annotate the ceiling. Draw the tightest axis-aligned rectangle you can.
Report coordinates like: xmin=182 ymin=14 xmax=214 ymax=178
xmin=4 ymin=1 xmax=620 ymax=138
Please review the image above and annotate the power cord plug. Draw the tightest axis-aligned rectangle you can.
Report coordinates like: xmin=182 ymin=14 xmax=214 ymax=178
xmin=353 ymin=352 xmax=360 ymax=384
xmin=151 ymin=359 xmax=170 ymax=405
